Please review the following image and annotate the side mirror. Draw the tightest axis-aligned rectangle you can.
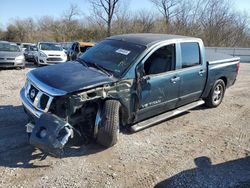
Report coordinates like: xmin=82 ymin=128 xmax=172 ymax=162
xmin=136 ymin=64 xmax=149 ymax=83
xmin=136 ymin=64 xmax=144 ymax=81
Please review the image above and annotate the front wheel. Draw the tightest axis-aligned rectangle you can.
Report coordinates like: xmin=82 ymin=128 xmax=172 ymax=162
xmin=205 ymin=79 xmax=226 ymax=108
xmin=96 ymin=100 xmax=121 ymax=147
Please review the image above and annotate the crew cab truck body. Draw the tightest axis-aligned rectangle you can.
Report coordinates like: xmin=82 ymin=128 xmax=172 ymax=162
xmin=20 ymin=34 xmax=240 ymax=156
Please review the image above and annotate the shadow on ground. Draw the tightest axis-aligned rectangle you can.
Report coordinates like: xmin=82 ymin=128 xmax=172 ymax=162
xmin=155 ymin=156 xmax=250 ymax=188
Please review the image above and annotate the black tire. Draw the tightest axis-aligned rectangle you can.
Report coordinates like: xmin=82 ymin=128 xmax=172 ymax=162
xmin=205 ymin=79 xmax=226 ymax=108
xmin=96 ymin=100 xmax=121 ymax=147
xmin=34 ymin=57 xmax=38 ymax=65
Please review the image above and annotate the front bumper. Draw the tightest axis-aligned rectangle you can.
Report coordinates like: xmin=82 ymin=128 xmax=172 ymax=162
xmin=38 ymin=56 xmax=67 ymax=65
xmin=20 ymin=88 xmax=74 ymax=156
xmin=0 ymin=60 xmax=25 ymax=67
xmin=25 ymin=54 xmax=35 ymax=61
xmin=28 ymin=114 xmax=74 ymax=157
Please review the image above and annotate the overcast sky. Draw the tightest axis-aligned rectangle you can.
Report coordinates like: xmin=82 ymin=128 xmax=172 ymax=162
xmin=1 ymin=0 xmax=250 ymax=29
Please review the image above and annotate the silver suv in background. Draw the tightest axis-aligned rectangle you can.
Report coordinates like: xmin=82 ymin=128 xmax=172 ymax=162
xmin=0 ymin=41 xmax=25 ymax=68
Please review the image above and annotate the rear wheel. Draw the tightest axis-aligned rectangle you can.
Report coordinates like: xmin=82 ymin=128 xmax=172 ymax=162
xmin=96 ymin=100 xmax=121 ymax=147
xmin=205 ymin=79 xmax=226 ymax=108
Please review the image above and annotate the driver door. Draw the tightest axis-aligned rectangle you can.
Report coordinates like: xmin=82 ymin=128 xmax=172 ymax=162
xmin=137 ymin=44 xmax=180 ymax=121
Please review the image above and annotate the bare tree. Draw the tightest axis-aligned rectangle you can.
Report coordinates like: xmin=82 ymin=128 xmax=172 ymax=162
xmin=149 ymin=0 xmax=179 ymax=27
xmin=2 ymin=0 xmax=250 ymax=47
xmin=89 ymin=0 xmax=120 ymax=36
xmin=131 ymin=10 xmax=155 ymax=33
xmin=112 ymin=0 xmax=131 ymax=34
xmin=62 ymin=5 xmax=81 ymax=41
xmin=63 ymin=4 xmax=81 ymax=21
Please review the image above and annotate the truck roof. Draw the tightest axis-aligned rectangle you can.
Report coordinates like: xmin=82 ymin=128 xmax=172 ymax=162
xmin=108 ymin=33 xmax=199 ymax=47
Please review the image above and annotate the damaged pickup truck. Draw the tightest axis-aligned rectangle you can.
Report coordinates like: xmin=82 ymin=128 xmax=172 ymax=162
xmin=20 ymin=34 xmax=240 ymax=156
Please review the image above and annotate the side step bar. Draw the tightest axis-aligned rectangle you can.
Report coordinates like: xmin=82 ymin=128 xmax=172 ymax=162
xmin=130 ymin=100 xmax=205 ymax=132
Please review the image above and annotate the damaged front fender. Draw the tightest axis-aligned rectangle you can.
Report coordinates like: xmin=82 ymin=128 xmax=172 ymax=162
xmin=29 ymin=113 xmax=74 ymax=157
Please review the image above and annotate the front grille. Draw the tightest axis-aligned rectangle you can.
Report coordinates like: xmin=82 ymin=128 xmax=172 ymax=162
xmin=25 ymin=80 xmax=54 ymax=112
xmin=0 ymin=58 xmax=4 ymax=60
xmin=0 ymin=62 xmax=14 ymax=66
xmin=48 ymin=54 xmax=60 ymax=57
xmin=28 ymin=85 xmax=39 ymax=102
xmin=47 ymin=58 xmax=63 ymax=61
xmin=7 ymin=58 xmax=15 ymax=60
xmin=40 ymin=94 xmax=49 ymax=110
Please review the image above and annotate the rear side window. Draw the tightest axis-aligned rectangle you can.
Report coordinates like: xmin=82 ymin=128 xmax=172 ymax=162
xmin=180 ymin=42 xmax=200 ymax=68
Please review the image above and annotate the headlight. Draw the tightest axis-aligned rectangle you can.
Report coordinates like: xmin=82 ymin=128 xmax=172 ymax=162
xmin=39 ymin=52 xmax=47 ymax=58
xmin=15 ymin=55 xmax=24 ymax=61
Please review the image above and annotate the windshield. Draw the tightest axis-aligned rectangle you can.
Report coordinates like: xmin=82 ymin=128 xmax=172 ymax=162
xmin=0 ymin=43 xmax=21 ymax=52
xmin=39 ymin=43 xmax=63 ymax=51
xmin=79 ymin=40 xmax=146 ymax=77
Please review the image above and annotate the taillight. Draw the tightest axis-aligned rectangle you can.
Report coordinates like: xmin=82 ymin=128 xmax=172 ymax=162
xmin=236 ymin=62 xmax=240 ymax=74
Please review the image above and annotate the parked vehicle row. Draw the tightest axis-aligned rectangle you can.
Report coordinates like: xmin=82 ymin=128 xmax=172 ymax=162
xmin=0 ymin=41 xmax=95 ymax=69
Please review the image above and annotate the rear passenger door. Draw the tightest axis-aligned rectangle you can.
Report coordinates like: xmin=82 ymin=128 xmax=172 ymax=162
xmin=177 ymin=42 xmax=207 ymax=106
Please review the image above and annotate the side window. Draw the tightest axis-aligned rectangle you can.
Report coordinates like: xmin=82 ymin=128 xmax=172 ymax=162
xmin=180 ymin=42 xmax=200 ymax=68
xmin=144 ymin=44 xmax=175 ymax=75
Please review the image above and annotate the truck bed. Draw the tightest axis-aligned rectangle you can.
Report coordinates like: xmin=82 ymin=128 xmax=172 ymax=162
xmin=201 ymin=50 xmax=240 ymax=100
xmin=206 ymin=50 xmax=240 ymax=64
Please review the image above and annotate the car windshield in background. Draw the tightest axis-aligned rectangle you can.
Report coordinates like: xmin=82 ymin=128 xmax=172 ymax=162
xmin=23 ymin=44 xmax=30 ymax=49
xmin=0 ymin=43 xmax=20 ymax=52
xmin=79 ymin=40 xmax=146 ymax=77
xmin=39 ymin=43 xmax=63 ymax=51
xmin=61 ymin=42 xmax=73 ymax=50
xmin=30 ymin=46 xmax=37 ymax=51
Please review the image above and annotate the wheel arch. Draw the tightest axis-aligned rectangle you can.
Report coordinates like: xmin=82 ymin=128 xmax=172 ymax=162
xmin=100 ymin=98 xmax=129 ymax=126
xmin=218 ymin=76 xmax=227 ymax=87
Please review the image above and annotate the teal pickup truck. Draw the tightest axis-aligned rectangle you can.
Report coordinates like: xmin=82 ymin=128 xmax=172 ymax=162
xmin=20 ymin=34 xmax=240 ymax=156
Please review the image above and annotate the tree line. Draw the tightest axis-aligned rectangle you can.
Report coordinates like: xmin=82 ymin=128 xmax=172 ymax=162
xmin=0 ymin=0 xmax=249 ymax=47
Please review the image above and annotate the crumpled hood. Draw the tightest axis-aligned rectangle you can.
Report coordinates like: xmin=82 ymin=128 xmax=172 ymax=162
xmin=0 ymin=51 xmax=23 ymax=58
xmin=30 ymin=61 xmax=116 ymax=94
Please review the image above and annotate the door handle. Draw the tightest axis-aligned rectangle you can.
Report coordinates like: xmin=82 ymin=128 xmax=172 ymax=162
xmin=199 ymin=70 xmax=205 ymax=76
xmin=171 ymin=76 xmax=180 ymax=83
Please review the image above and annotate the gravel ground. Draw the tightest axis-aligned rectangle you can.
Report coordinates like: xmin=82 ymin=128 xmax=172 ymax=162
xmin=0 ymin=62 xmax=249 ymax=188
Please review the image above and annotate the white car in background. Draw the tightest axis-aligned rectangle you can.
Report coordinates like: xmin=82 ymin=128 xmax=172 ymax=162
xmin=34 ymin=42 xmax=67 ymax=66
